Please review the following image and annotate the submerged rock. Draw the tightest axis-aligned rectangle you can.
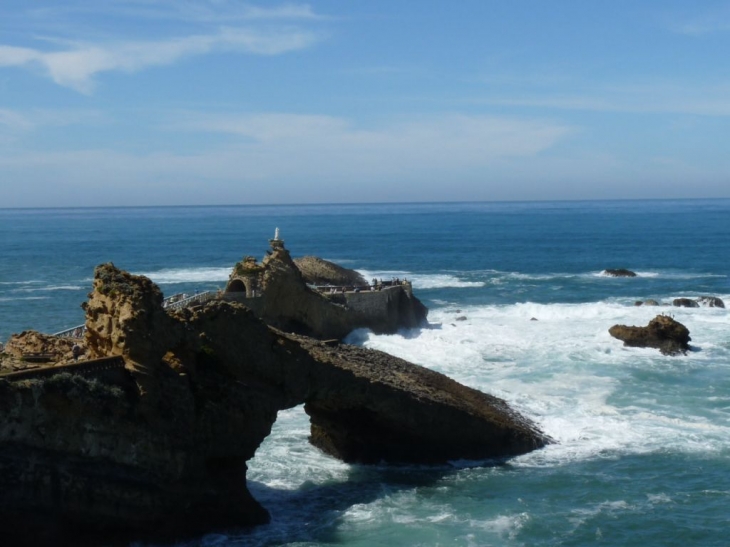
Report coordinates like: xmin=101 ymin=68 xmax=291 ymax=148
xmin=603 ymin=268 xmax=637 ymax=277
xmin=0 ymin=264 xmax=549 ymax=546
xmin=609 ymin=315 xmax=691 ymax=356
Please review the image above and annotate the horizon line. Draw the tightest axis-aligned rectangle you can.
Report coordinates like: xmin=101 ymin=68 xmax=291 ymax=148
xmin=2 ymin=196 xmax=730 ymax=212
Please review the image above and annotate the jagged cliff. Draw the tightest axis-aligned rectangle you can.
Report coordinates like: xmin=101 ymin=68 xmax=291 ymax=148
xmin=0 ymin=264 xmax=548 ymax=546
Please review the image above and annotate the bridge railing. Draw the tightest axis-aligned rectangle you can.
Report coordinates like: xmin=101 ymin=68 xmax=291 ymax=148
xmin=163 ymin=291 xmax=217 ymax=311
xmin=53 ymin=291 xmax=219 ymax=338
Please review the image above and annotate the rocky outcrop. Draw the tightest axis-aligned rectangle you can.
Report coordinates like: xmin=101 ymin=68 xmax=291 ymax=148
xmin=603 ymin=268 xmax=637 ymax=277
xmin=634 ymin=299 xmax=660 ymax=306
xmin=226 ymin=244 xmax=428 ymax=339
xmin=697 ymin=296 xmax=725 ymax=308
xmin=0 ymin=264 xmax=548 ymax=546
xmin=609 ymin=315 xmax=691 ymax=355
xmin=1 ymin=331 xmax=81 ymax=373
xmin=293 ymin=256 xmax=368 ymax=287
xmin=673 ymin=298 xmax=700 ymax=308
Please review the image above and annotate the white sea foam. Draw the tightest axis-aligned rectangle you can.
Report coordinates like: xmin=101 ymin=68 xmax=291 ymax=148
xmin=358 ymin=270 xmax=485 ymax=289
xmin=355 ymin=299 xmax=730 ymax=468
xmin=13 ymin=285 xmax=83 ymax=292
xmin=0 ymin=296 xmax=50 ymax=302
xmin=134 ymin=267 xmax=231 ymax=284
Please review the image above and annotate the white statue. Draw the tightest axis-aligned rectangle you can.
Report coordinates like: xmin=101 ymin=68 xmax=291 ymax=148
xmin=274 ymin=227 xmax=280 ymax=240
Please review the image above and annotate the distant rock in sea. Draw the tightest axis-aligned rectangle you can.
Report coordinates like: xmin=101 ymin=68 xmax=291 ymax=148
xmin=697 ymin=296 xmax=725 ymax=308
xmin=603 ymin=268 xmax=637 ymax=277
xmin=672 ymin=298 xmax=700 ymax=308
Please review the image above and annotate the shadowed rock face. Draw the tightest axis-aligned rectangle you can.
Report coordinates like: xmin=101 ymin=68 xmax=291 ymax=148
xmin=609 ymin=315 xmax=691 ymax=355
xmin=0 ymin=264 xmax=549 ymax=546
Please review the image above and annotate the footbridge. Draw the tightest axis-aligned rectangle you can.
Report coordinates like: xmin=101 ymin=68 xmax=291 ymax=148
xmin=53 ymin=291 xmax=218 ymax=339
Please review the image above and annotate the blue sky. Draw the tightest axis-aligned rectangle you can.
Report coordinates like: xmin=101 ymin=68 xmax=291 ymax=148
xmin=1 ymin=1 xmax=729 ymax=207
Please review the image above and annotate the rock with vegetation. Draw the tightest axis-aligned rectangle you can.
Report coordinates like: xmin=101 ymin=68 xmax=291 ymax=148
xmin=293 ymin=255 xmax=369 ymax=287
xmin=0 ymin=263 xmax=548 ymax=546
xmin=609 ymin=314 xmax=691 ymax=356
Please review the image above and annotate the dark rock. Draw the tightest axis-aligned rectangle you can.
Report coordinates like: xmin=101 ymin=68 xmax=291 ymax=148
xmin=603 ymin=269 xmax=637 ymax=277
xmin=673 ymin=298 xmax=700 ymax=308
xmin=697 ymin=296 xmax=725 ymax=308
xmin=634 ymin=301 xmax=643 ymax=306
xmin=644 ymin=299 xmax=659 ymax=306
xmin=609 ymin=314 xmax=691 ymax=356
xmin=530 ymin=317 xmax=538 ymax=321
xmin=455 ymin=316 xmax=467 ymax=321
xmin=0 ymin=264 xmax=549 ymax=545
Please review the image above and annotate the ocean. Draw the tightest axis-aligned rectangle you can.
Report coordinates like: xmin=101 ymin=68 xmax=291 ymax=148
xmin=0 ymin=200 xmax=728 ymax=546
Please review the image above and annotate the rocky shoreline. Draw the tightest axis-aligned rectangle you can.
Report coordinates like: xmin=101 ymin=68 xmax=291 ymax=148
xmin=0 ymin=263 xmax=549 ymax=546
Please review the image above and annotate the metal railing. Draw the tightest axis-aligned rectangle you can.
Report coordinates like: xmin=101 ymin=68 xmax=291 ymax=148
xmin=163 ymin=291 xmax=217 ymax=311
xmin=53 ymin=291 xmax=219 ymax=338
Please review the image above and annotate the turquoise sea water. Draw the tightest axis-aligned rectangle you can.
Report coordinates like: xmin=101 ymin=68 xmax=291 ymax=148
xmin=1 ymin=200 xmax=729 ymax=546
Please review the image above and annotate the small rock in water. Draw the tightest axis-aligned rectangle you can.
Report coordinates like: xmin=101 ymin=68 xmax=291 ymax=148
xmin=673 ymin=298 xmax=699 ymax=308
xmin=455 ymin=316 xmax=467 ymax=321
xmin=604 ymin=268 xmax=637 ymax=277
xmin=697 ymin=296 xmax=725 ymax=308
xmin=530 ymin=317 xmax=538 ymax=321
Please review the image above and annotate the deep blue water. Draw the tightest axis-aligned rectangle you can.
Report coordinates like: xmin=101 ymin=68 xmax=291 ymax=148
xmin=1 ymin=200 xmax=729 ymax=546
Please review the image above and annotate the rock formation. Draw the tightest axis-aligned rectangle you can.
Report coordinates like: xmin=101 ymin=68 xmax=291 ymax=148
xmin=672 ymin=298 xmax=700 ymax=308
xmin=603 ymin=268 xmax=637 ymax=277
xmin=0 ymin=264 xmax=548 ymax=546
xmin=609 ymin=315 xmax=691 ymax=355
xmin=225 ymin=242 xmax=428 ymax=339
xmin=697 ymin=296 xmax=725 ymax=308
xmin=293 ymin=255 xmax=369 ymax=287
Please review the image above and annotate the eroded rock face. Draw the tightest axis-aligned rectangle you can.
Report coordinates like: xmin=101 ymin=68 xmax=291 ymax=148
xmin=294 ymin=256 xmax=369 ymax=287
xmin=609 ymin=315 xmax=691 ymax=355
xmin=0 ymin=264 xmax=548 ymax=545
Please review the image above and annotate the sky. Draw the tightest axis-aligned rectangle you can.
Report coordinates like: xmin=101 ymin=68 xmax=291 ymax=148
xmin=1 ymin=0 xmax=730 ymax=207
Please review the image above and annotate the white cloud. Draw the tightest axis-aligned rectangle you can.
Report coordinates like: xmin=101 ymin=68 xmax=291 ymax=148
xmin=0 ymin=26 xmax=319 ymax=93
xmin=30 ymin=1 xmax=327 ymax=23
xmin=668 ymin=8 xmax=730 ymax=36
xmin=0 ymin=112 xmax=575 ymax=206
xmin=174 ymin=112 xmax=573 ymax=170
xmin=0 ymin=109 xmax=33 ymax=131
xmin=476 ymin=81 xmax=730 ymax=117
